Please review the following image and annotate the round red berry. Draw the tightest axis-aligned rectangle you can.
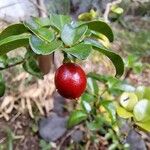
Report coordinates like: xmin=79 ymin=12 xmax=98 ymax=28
xmin=55 ymin=63 xmax=87 ymax=99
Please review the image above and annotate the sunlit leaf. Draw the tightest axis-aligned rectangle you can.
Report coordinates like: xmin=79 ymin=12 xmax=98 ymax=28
xmin=61 ymin=24 xmax=88 ymax=46
xmin=0 ymin=34 xmax=30 ymax=55
xmin=133 ymin=99 xmax=150 ymax=122
xmin=24 ymin=18 xmax=41 ymax=30
xmin=81 ymin=101 xmax=92 ymax=113
xmin=29 ymin=35 xmax=62 ymax=55
xmin=135 ymin=120 xmax=150 ymax=132
xmin=81 ymin=20 xmax=114 ymax=42
xmin=85 ymin=39 xmax=124 ymax=77
xmin=81 ymin=92 xmax=94 ymax=103
xmin=100 ymin=101 xmax=116 ymax=123
xmin=116 ymin=105 xmax=133 ymax=119
xmin=0 ymin=24 xmax=28 ymax=40
xmin=87 ymin=78 xmax=99 ymax=96
xmin=49 ymin=14 xmax=71 ymax=30
xmin=64 ymin=42 xmax=92 ymax=60
xmin=24 ymin=18 xmax=55 ymax=43
xmin=33 ymin=17 xmax=51 ymax=27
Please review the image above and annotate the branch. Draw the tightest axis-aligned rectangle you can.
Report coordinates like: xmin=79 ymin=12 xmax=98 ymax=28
xmin=0 ymin=59 xmax=25 ymax=71
xmin=0 ymin=2 xmax=19 ymax=10
xmin=103 ymin=0 xmax=122 ymax=22
xmin=29 ymin=0 xmax=48 ymax=16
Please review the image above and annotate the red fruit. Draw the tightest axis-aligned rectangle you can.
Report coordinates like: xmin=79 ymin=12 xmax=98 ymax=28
xmin=55 ymin=63 xmax=87 ymax=99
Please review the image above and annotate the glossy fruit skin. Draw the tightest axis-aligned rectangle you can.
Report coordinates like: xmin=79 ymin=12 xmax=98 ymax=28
xmin=55 ymin=63 xmax=87 ymax=99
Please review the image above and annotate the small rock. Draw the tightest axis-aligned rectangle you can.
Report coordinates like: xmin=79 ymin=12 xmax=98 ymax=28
xmin=71 ymin=130 xmax=84 ymax=142
xmin=39 ymin=113 xmax=68 ymax=142
xmin=53 ymin=92 xmax=66 ymax=115
xmin=126 ymin=129 xmax=146 ymax=150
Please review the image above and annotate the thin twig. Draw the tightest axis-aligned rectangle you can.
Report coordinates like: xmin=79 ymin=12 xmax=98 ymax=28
xmin=0 ymin=59 xmax=25 ymax=71
xmin=29 ymin=0 xmax=48 ymax=16
xmin=0 ymin=2 xmax=19 ymax=10
xmin=103 ymin=0 xmax=122 ymax=22
xmin=57 ymin=125 xmax=80 ymax=150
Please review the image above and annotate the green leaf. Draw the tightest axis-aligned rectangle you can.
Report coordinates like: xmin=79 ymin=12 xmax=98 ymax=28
xmin=0 ymin=34 xmax=30 ymax=55
xmin=23 ymin=58 xmax=43 ymax=79
xmin=35 ymin=28 xmax=55 ymax=43
xmin=0 ymin=24 xmax=28 ymax=40
xmin=24 ymin=18 xmax=41 ymax=30
xmin=24 ymin=18 xmax=55 ymax=43
xmin=101 ymin=101 xmax=116 ymax=123
xmin=29 ymin=35 xmax=62 ymax=55
xmin=0 ymin=54 xmax=8 ymax=68
xmin=116 ymin=105 xmax=133 ymax=119
xmin=81 ymin=101 xmax=92 ymax=113
xmin=40 ymin=139 xmax=51 ymax=150
xmin=0 ymin=73 xmax=5 ymax=97
xmin=87 ymin=72 xmax=109 ymax=83
xmin=33 ymin=17 xmax=51 ymax=27
xmin=49 ymin=14 xmax=71 ymax=30
xmin=81 ymin=92 xmax=94 ymax=103
xmin=81 ymin=20 xmax=114 ymax=42
xmin=111 ymin=7 xmax=124 ymax=15
xmin=135 ymin=120 xmax=150 ymax=132
xmin=64 ymin=43 xmax=92 ymax=60
xmin=86 ymin=121 xmax=101 ymax=131
xmin=87 ymin=78 xmax=99 ymax=96
xmin=143 ymin=87 xmax=150 ymax=100
xmin=61 ymin=24 xmax=88 ymax=46
xmin=133 ymin=99 xmax=150 ymax=122
xmin=85 ymin=39 xmax=124 ymax=77
xmin=86 ymin=115 xmax=108 ymax=131
xmin=68 ymin=110 xmax=87 ymax=128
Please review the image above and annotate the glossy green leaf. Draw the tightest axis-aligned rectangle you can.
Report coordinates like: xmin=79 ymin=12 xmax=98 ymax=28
xmin=35 ymin=28 xmax=55 ymax=42
xmin=133 ymin=99 xmax=150 ymax=122
xmin=33 ymin=17 xmax=51 ymax=27
xmin=85 ymin=39 xmax=124 ymax=77
xmin=87 ymin=72 xmax=109 ymax=83
xmin=24 ymin=18 xmax=55 ymax=43
xmin=23 ymin=58 xmax=43 ymax=79
xmin=116 ymin=105 xmax=133 ymax=119
xmin=61 ymin=24 xmax=88 ymax=46
xmin=68 ymin=110 xmax=87 ymax=128
xmin=0 ymin=24 xmax=28 ymax=40
xmin=0 ymin=73 xmax=5 ymax=97
xmin=64 ymin=43 xmax=92 ymax=60
xmin=29 ymin=35 xmax=62 ymax=55
xmin=24 ymin=18 xmax=41 ymax=30
xmin=0 ymin=34 xmax=30 ymax=55
xmin=87 ymin=78 xmax=99 ymax=96
xmin=81 ymin=20 xmax=114 ymax=42
xmin=81 ymin=101 xmax=92 ymax=113
xmin=135 ymin=120 xmax=150 ymax=132
xmin=49 ymin=14 xmax=71 ymax=30
xmin=81 ymin=92 xmax=94 ymax=103
xmin=101 ymin=101 xmax=116 ymax=123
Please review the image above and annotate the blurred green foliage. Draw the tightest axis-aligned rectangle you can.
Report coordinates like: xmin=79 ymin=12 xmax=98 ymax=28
xmin=115 ymin=29 xmax=150 ymax=56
